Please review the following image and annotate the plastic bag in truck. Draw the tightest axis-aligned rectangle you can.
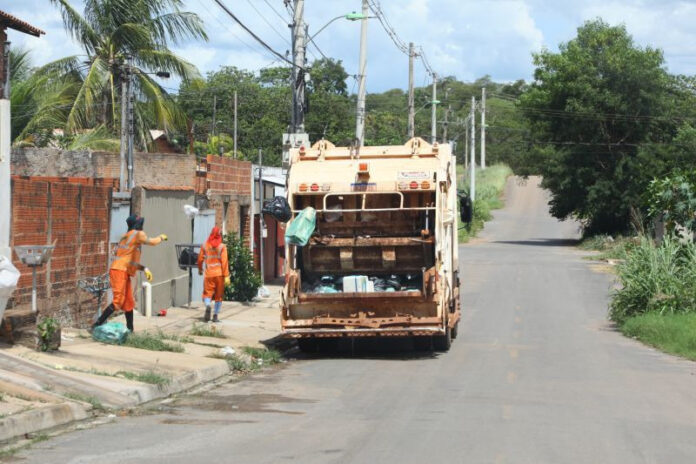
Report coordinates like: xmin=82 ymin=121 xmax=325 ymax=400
xmin=262 ymin=196 xmax=292 ymax=223
xmin=0 ymin=255 xmax=21 ymax=319
xmin=285 ymin=207 xmax=316 ymax=246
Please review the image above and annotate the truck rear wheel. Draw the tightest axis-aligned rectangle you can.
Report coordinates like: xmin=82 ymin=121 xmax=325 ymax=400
xmin=451 ymin=321 xmax=459 ymax=339
xmin=413 ymin=336 xmax=432 ymax=351
xmin=433 ymin=328 xmax=452 ymax=351
xmin=297 ymin=337 xmax=318 ymax=353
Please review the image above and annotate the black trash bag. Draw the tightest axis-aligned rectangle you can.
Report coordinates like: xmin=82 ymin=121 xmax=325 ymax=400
xmin=262 ymin=196 xmax=292 ymax=223
xmin=179 ymin=247 xmax=199 ymax=267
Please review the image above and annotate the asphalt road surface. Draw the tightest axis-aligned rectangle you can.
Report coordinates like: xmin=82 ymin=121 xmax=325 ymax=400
xmin=15 ymin=177 xmax=696 ymax=464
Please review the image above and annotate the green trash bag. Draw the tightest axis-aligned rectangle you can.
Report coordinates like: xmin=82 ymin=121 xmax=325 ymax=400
xmin=285 ymin=207 xmax=316 ymax=246
xmin=92 ymin=321 xmax=129 ymax=345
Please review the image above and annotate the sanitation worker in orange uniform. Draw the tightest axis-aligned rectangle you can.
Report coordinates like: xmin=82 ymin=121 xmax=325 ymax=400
xmin=197 ymin=226 xmax=230 ymax=323
xmin=92 ymin=215 xmax=167 ymax=332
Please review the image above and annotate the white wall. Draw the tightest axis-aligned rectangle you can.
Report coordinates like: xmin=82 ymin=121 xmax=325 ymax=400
xmin=0 ymin=100 xmax=10 ymax=259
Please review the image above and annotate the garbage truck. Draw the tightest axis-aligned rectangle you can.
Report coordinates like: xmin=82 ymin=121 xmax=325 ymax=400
xmin=280 ymin=137 xmax=471 ymax=351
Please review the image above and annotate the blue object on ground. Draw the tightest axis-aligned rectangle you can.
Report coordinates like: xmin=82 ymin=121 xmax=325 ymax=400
xmin=92 ymin=321 xmax=129 ymax=345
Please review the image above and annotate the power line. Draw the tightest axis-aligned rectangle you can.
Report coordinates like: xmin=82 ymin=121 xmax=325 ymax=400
xmin=212 ymin=0 xmax=300 ymax=69
xmin=243 ymin=0 xmax=291 ymax=46
xmin=196 ymin=0 xmax=267 ymax=58
xmin=262 ymin=0 xmax=290 ymax=23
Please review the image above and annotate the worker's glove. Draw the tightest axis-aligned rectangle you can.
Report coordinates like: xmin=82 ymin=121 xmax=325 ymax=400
xmin=160 ymin=234 xmax=168 ymax=241
xmin=198 ymin=269 xmax=203 ymax=276
xmin=144 ymin=268 xmax=153 ymax=282
xmin=225 ymin=276 xmax=231 ymax=286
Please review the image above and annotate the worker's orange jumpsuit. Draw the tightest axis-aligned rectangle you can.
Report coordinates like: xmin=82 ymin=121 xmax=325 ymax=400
xmin=110 ymin=230 xmax=163 ymax=311
xmin=197 ymin=243 xmax=230 ymax=302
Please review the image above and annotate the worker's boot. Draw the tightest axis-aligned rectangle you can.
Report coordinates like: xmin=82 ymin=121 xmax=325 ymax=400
xmin=92 ymin=304 xmax=114 ymax=330
xmin=125 ymin=311 xmax=134 ymax=332
xmin=204 ymin=305 xmax=211 ymax=322
xmin=212 ymin=314 xmax=219 ymax=323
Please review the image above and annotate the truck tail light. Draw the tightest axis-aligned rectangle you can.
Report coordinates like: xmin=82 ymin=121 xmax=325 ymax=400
xmin=409 ymin=181 xmax=419 ymax=189
xmin=320 ymin=183 xmax=331 ymax=192
xmin=299 ymin=145 xmax=306 ymax=156
xmin=398 ymin=181 xmax=409 ymax=190
xmin=310 ymin=183 xmax=320 ymax=192
xmin=299 ymin=183 xmax=308 ymax=192
xmin=421 ymin=181 xmax=430 ymax=189
xmin=358 ymin=162 xmax=369 ymax=172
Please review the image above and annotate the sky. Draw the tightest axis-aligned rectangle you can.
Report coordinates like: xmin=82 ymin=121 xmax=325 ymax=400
xmin=3 ymin=0 xmax=696 ymax=93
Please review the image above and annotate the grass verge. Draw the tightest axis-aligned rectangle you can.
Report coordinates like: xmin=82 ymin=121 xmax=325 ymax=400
xmin=115 ymin=370 xmax=170 ymax=386
xmin=457 ymin=163 xmax=512 ymax=242
xmin=123 ymin=331 xmax=185 ymax=353
xmin=620 ymin=313 xmax=696 ymax=361
xmin=579 ymin=235 xmax=640 ymax=261
xmin=190 ymin=323 xmax=227 ymax=339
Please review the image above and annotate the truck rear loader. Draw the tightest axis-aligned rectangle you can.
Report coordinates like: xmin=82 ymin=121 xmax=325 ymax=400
xmin=281 ymin=137 xmax=471 ymax=351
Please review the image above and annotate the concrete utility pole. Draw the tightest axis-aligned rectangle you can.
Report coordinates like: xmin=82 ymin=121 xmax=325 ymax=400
xmin=469 ymin=96 xmax=476 ymax=202
xmin=126 ymin=58 xmax=135 ymax=190
xmin=407 ymin=42 xmax=415 ymax=139
xmin=212 ymin=95 xmax=217 ymax=138
xmin=464 ymin=118 xmax=469 ymax=170
xmin=0 ymin=41 xmax=11 ymax=258
xmin=257 ymin=148 xmax=265 ymax=286
xmin=355 ymin=0 xmax=368 ymax=146
xmin=481 ymin=87 xmax=486 ymax=169
xmin=119 ymin=64 xmax=128 ymax=192
xmin=291 ymin=0 xmax=306 ymax=134
xmin=430 ymin=73 xmax=437 ymax=144
xmin=442 ymin=88 xmax=451 ymax=142
xmin=233 ymin=90 xmax=238 ymax=158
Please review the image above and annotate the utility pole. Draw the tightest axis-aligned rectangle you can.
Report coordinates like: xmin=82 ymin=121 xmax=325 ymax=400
xmin=119 ymin=62 xmax=128 ymax=192
xmin=442 ymin=88 xmax=451 ymax=142
xmin=469 ymin=96 xmax=476 ymax=202
xmin=430 ymin=73 xmax=437 ymax=144
xmin=464 ymin=118 xmax=469 ymax=170
xmin=211 ymin=95 xmax=217 ymax=138
xmin=355 ymin=0 xmax=368 ymax=146
xmin=291 ymin=0 xmax=306 ymax=134
xmin=481 ymin=87 xmax=486 ymax=169
xmin=407 ymin=42 xmax=415 ymax=139
xmin=233 ymin=90 xmax=238 ymax=158
xmin=126 ymin=58 xmax=135 ymax=190
xmin=257 ymin=148 xmax=264 ymax=286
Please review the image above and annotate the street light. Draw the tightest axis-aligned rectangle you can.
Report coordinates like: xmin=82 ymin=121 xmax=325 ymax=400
xmin=307 ymin=11 xmax=372 ymax=43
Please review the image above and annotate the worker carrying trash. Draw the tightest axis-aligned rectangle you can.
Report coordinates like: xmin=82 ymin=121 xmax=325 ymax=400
xmin=197 ymin=226 xmax=230 ymax=323
xmin=92 ymin=215 xmax=167 ymax=332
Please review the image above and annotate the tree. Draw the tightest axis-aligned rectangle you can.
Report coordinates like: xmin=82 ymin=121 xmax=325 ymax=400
xmin=45 ymin=0 xmax=207 ymax=147
xmin=519 ymin=20 xmax=678 ymax=234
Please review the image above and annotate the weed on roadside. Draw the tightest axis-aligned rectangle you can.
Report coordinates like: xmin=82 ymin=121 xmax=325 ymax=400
xmin=115 ymin=370 xmax=170 ymax=387
xmin=63 ymin=392 xmax=106 ymax=411
xmin=579 ymin=235 xmax=640 ymax=261
xmin=242 ymin=346 xmax=281 ymax=368
xmin=190 ymin=323 xmax=227 ymax=339
xmin=208 ymin=346 xmax=282 ymax=373
xmin=457 ymin=164 xmax=512 ymax=242
xmin=123 ymin=331 xmax=185 ymax=353
xmin=0 ymin=433 xmax=50 ymax=459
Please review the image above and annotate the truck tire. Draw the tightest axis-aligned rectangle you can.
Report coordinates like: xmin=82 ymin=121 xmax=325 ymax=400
xmin=297 ymin=337 xmax=318 ymax=353
xmin=433 ymin=328 xmax=452 ymax=351
xmin=451 ymin=321 xmax=459 ymax=339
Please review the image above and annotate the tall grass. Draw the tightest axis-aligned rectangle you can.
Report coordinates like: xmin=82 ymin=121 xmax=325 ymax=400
xmin=579 ymin=235 xmax=640 ymax=260
xmin=610 ymin=237 xmax=696 ymax=323
xmin=620 ymin=313 xmax=696 ymax=361
xmin=457 ymin=163 xmax=512 ymax=242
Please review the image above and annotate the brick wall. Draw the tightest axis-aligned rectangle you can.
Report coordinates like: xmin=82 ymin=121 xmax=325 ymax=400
xmin=9 ymin=178 xmax=111 ymax=326
xmin=11 ymin=148 xmax=196 ymax=189
xmin=205 ymin=155 xmax=252 ymax=195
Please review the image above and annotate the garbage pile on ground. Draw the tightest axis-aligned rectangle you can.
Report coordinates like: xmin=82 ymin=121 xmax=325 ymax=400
xmin=302 ymin=274 xmax=422 ymax=294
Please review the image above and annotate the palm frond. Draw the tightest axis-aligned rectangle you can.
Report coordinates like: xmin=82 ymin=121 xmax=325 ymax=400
xmin=68 ymin=125 xmax=120 ymax=151
xmin=133 ymin=49 xmax=200 ymax=81
xmin=133 ymin=71 xmax=187 ymax=132
xmin=66 ymin=57 xmax=109 ymax=131
xmin=149 ymin=12 xmax=208 ymax=46
xmin=9 ymin=48 xmax=32 ymax=83
xmin=49 ymin=0 xmax=100 ymax=54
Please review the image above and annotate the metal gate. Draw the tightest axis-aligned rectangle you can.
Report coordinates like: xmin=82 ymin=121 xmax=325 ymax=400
xmin=192 ymin=210 xmax=215 ymax=302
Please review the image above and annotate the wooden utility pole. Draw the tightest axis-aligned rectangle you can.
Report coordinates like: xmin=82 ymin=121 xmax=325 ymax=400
xmin=233 ymin=90 xmax=238 ymax=158
xmin=481 ymin=87 xmax=486 ymax=169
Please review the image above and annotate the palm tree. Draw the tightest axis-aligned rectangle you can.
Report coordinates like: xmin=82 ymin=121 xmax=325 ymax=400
xmin=46 ymin=0 xmax=207 ymax=148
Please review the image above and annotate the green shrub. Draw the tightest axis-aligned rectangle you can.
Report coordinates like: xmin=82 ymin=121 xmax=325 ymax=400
xmin=457 ymin=164 xmax=512 ymax=242
xmin=224 ymin=233 xmax=262 ymax=302
xmin=579 ymin=235 xmax=640 ymax=260
xmin=610 ymin=237 xmax=696 ymax=323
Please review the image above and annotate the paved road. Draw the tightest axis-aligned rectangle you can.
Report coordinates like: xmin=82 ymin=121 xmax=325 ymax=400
xmin=15 ymin=178 xmax=696 ymax=464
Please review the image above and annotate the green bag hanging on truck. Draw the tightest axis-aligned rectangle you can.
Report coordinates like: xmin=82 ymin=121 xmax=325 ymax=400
xmin=92 ymin=321 xmax=129 ymax=345
xmin=285 ymin=207 xmax=316 ymax=246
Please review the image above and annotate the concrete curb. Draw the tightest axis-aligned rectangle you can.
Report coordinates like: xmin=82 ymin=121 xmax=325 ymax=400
xmin=0 ymin=402 xmax=90 ymax=442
